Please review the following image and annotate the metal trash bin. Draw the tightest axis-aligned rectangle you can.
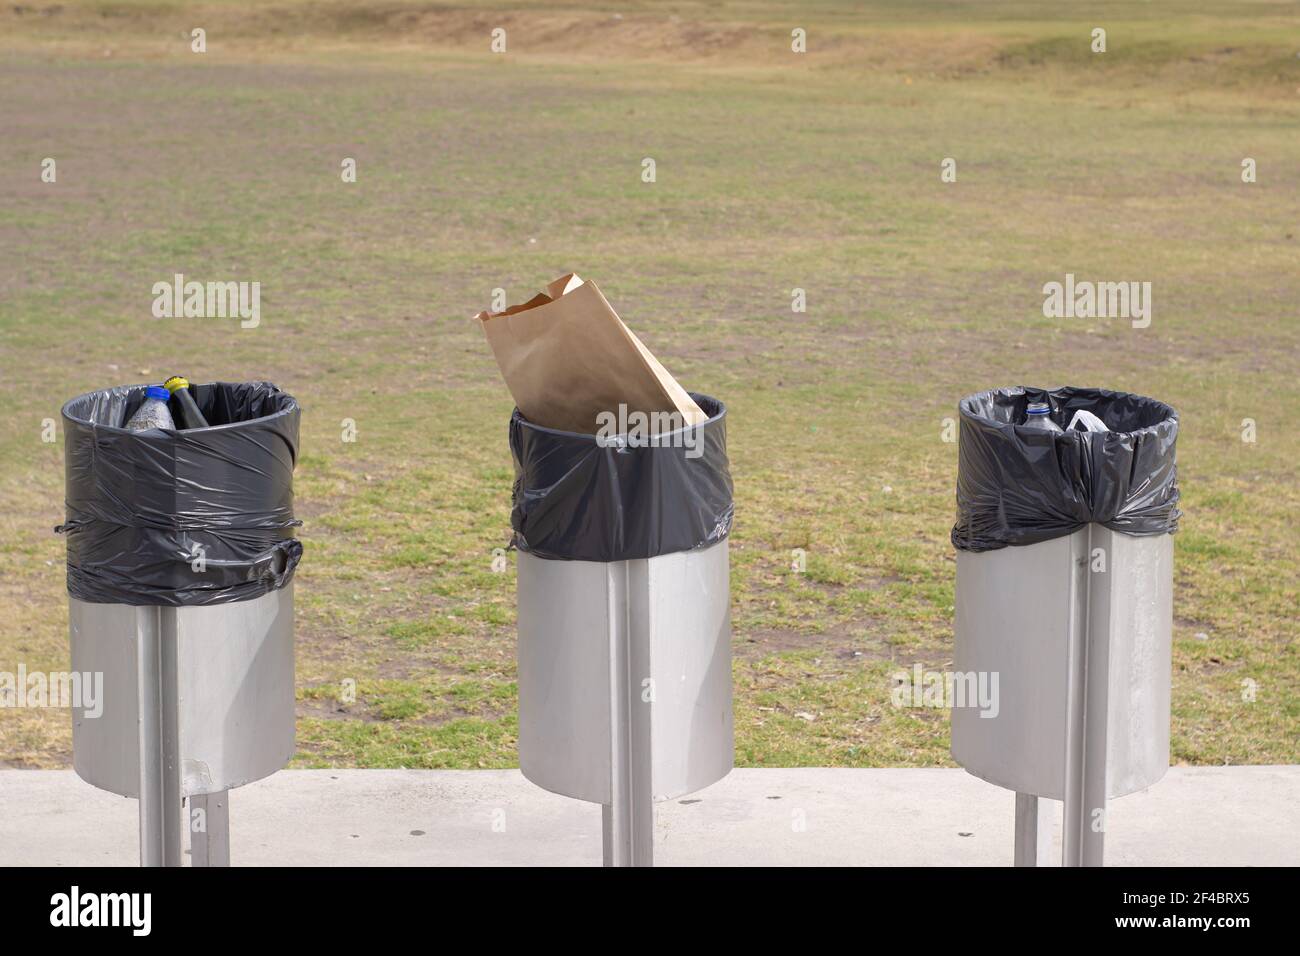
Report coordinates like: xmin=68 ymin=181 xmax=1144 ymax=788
xmin=510 ymin=393 xmax=734 ymax=866
xmin=949 ymin=386 xmax=1180 ymax=867
xmin=58 ymin=381 xmax=302 ymax=867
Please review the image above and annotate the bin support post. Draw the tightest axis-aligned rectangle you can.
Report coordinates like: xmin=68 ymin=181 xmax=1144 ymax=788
xmin=1062 ymin=527 xmax=1110 ymax=867
xmin=601 ymin=561 xmax=654 ymax=867
xmin=1013 ymin=792 xmax=1053 ymax=866
xmin=191 ymin=791 xmax=231 ymax=867
xmin=136 ymin=607 xmax=184 ymax=867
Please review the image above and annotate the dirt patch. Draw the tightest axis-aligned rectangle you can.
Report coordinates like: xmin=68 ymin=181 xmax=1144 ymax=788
xmin=736 ymin=621 xmax=940 ymax=667
xmin=6 ymin=3 xmax=1295 ymax=97
xmin=298 ymin=684 xmax=511 ymax=727
xmin=298 ymin=694 xmax=383 ymax=724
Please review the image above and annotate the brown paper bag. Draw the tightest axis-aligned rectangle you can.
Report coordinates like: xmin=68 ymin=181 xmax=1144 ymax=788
xmin=477 ymin=274 xmax=707 ymax=434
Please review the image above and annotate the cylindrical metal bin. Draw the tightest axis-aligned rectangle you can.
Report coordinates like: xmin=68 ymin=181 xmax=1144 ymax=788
xmin=949 ymin=386 xmax=1180 ymax=867
xmin=509 ymin=393 xmax=734 ymax=866
xmin=69 ymin=586 xmax=296 ymax=799
xmin=517 ymin=540 xmax=733 ymax=804
xmin=59 ymin=381 xmax=301 ymax=867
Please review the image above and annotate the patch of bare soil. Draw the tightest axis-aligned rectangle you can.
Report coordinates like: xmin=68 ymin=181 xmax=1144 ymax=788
xmin=297 ymin=694 xmax=383 ymax=724
xmin=735 ymin=620 xmax=941 ymax=667
xmin=0 ymin=3 xmax=788 ymax=62
xmin=5 ymin=2 xmax=1298 ymax=99
xmin=0 ymin=3 xmax=1074 ymax=77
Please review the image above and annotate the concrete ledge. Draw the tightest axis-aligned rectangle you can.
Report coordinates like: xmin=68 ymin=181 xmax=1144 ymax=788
xmin=1 ymin=766 xmax=1296 ymax=866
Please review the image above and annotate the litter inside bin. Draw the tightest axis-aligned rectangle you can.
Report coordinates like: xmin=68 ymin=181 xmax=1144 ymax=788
xmin=1066 ymin=408 xmax=1109 ymax=433
xmin=163 ymin=374 xmax=212 ymax=429
xmin=57 ymin=381 xmax=302 ymax=606
xmin=123 ymin=385 xmax=176 ymax=432
xmin=478 ymin=273 xmax=707 ymax=435
xmin=952 ymin=386 xmax=1180 ymax=553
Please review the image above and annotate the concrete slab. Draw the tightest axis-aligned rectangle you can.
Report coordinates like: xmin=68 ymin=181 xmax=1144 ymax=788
xmin=0 ymin=766 xmax=1295 ymax=866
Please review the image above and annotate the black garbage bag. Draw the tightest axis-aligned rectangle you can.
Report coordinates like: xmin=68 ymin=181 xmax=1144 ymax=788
xmin=509 ymin=393 xmax=733 ymax=562
xmin=952 ymin=386 xmax=1180 ymax=553
xmin=58 ymin=381 xmax=302 ymax=606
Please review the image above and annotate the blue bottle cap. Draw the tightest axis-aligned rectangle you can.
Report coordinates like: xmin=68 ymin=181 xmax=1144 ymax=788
xmin=145 ymin=385 xmax=171 ymax=402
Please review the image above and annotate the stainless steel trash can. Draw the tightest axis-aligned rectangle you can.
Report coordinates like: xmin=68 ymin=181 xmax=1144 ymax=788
xmin=59 ymin=381 xmax=302 ymax=867
xmin=949 ymin=387 xmax=1180 ymax=867
xmin=517 ymin=541 xmax=733 ymax=863
xmin=509 ymin=393 xmax=735 ymax=866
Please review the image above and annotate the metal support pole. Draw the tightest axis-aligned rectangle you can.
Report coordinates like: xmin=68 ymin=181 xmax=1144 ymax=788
xmin=191 ymin=791 xmax=231 ymax=867
xmin=1063 ymin=527 xmax=1110 ymax=867
xmin=601 ymin=561 xmax=654 ymax=867
xmin=1013 ymin=792 xmax=1054 ymax=866
xmin=136 ymin=607 xmax=184 ymax=867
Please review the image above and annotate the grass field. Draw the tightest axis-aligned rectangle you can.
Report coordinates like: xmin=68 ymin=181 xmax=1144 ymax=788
xmin=1 ymin=1 xmax=1296 ymax=771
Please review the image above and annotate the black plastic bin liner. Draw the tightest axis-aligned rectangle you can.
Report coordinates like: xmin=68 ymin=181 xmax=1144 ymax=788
xmin=58 ymin=381 xmax=302 ymax=606
xmin=952 ymin=386 xmax=1180 ymax=553
xmin=510 ymin=393 xmax=733 ymax=562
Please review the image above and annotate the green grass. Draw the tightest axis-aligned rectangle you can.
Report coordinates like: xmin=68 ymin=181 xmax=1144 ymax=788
xmin=0 ymin=0 xmax=1296 ymax=770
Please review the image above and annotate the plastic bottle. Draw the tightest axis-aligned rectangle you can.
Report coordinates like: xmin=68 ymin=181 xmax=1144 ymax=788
xmin=1023 ymin=401 xmax=1063 ymax=433
xmin=124 ymin=386 xmax=177 ymax=432
xmin=163 ymin=375 xmax=210 ymax=429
